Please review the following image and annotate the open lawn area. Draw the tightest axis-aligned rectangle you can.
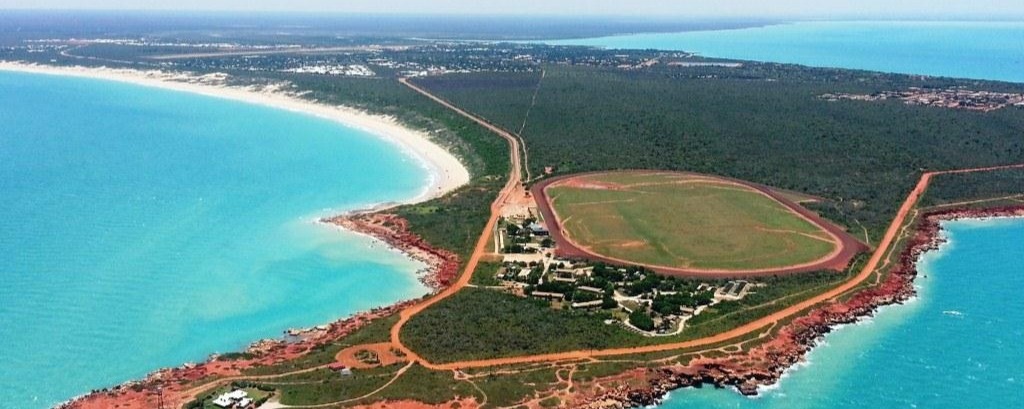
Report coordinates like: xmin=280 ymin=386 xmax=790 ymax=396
xmin=544 ymin=172 xmax=838 ymax=271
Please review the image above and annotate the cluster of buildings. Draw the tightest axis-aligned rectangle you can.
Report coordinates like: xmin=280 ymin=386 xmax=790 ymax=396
xmin=492 ymin=256 xmax=758 ymax=336
xmin=281 ymin=64 xmax=375 ymax=76
xmin=498 ymin=216 xmax=551 ymax=255
xmin=821 ymin=87 xmax=1024 ymax=112
xmin=212 ymin=389 xmax=254 ymax=408
xmin=25 ymin=38 xmax=261 ymax=48
xmin=715 ymin=279 xmax=752 ymax=300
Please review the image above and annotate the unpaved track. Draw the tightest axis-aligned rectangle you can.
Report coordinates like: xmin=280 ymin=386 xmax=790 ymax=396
xmin=392 ymin=77 xmax=524 ymax=364
xmin=171 ymin=86 xmax=1021 ymax=405
xmin=424 ymin=164 xmax=1024 ymax=370
xmin=395 ymin=79 xmax=1024 ymax=371
xmin=532 ymin=171 xmax=867 ymax=278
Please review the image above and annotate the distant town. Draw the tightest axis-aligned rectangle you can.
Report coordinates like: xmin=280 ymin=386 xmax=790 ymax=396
xmin=2 ymin=37 xmax=724 ymax=79
xmin=822 ymin=87 xmax=1024 ymax=112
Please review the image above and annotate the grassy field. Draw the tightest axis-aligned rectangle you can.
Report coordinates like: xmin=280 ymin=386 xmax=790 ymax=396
xmin=546 ymin=172 xmax=837 ymax=270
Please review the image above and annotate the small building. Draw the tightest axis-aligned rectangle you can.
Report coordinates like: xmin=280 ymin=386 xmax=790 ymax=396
xmin=212 ymin=390 xmax=249 ymax=408
xmin=531 ymin=291 xmax=565 ymax=300
xmin=328 ymin=362 xmax=353 ymax=376
xmin=237 ymin=398 xmax=253 ymax=408
xmin=577 ymin=286 xmax=604 ymax=294
xmin=527 ymin=222 xmax=550 ymax=236
xmin=571 ymin=300 xmax=605 ymax=309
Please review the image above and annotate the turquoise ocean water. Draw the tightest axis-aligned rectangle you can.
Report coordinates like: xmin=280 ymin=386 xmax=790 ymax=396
xmin=548 ymin=21 xmax=1024 ymax=83
xmin=0 ymin=71 xmax=433 ymax=408
xmin=659 ymin=218 xmax=1024 ymax=408
xmin=548 ymin=23 xmax=1024 ymax=407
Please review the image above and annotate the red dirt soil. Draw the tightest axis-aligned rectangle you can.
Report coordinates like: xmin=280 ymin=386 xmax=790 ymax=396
xmin=57 ymin=77 xmax=1024 ymax=409
xmin=532 ymin=170 xmax=869 ymax=278
xmin=335 ymin=342 xmax=407 ymax=369
xmin=569 ymin=204 xmax=1024 ymax=407
xmin=325 ymin=212 xmax=461 ymax=289
xmin=61 ymin=300 xmax=420 ymax=409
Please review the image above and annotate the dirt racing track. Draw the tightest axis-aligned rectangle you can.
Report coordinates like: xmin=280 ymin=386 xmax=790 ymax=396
xmin=531 ymin=170 xmax=870 ymax=278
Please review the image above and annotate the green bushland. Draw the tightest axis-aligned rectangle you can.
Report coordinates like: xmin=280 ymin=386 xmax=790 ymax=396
xmin=402 ymin=288 xmax=640 ymax=363
xmin=628 ymin=309 xmax=656 ymax=331
xmin=402 ymin=268 xmax=849 ymax=363
xmin=474 ymin=367 xmax=559 ymax=407
xmin=922 ymin=167 xmax=1024 ymax=207
xmin=270 ymin=75 xmax=510 ymax=260
xmin=359 ymin=364 xmax=481 ymax=405
xmin=470 ymin=260 xmax=504 ymax=286
xmin=679 ymin=269 xmax=856 ymax=345
xmin=60 ymin=45 xmax=1022 ymax=402
xmin=413 ymin=65 xmax=1024 ymax=242
xmin=547 ymin=172 xmax=836 ymax=270
xmin=216 ymin=352 xmax=255 ymax=361
xmin=242 ymin=314 xmax=398 ymax=376
xmin=263 ymin=364 xmax=404 ymax=405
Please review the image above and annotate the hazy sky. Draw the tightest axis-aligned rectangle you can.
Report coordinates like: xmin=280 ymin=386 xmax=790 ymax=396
xmin=2 ymin=0 xmax=1024 ymax=18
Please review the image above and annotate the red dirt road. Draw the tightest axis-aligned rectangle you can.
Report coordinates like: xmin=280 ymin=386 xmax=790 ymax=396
xmin=395 ymin=79 xmax=1024 ymax=374
xmin=532 ymin=171 xmax=868 ymax=278
xmin=391 ymin=78 xmax=524 ymax=365
xmin=425 ymin=163 xmax=1024 ymax=370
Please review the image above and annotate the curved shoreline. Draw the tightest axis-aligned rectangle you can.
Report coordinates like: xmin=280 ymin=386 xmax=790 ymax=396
xmin=577 ymin=206 xmax=1024 ymax=408
xmin=0 ymin=62 xmax=470 ymax=408
xmin=0 ymin=61 xmax=470 ymax=206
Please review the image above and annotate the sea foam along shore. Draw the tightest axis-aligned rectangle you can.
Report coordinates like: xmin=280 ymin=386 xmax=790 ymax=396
xmin=0 ymin=61 xmax=470 ymax=206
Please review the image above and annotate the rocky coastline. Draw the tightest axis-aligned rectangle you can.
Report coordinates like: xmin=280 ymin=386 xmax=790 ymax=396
xmin=322 ymin=212 xmax=461 ymax=290
xmin=60 ymin=212 xmax=457 ymax=409
xmin=579 ymin=205 xmax=1024 ymax=408
xmin=58 ymin=205 xmax=1021 ymax=409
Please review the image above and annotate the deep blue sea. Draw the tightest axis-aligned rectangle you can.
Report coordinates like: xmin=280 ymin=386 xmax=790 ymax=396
xmin=0 ymin=71 xmax=433 ymax=408
xmin=547 ymin=21 xmax=1024 ymax=83
xmin=660 ymin=218 xmax=1024 ymax=408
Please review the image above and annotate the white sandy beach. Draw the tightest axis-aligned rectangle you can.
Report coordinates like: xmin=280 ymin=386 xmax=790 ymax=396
xmin=0 ymin=61 xmax=470 ymax=206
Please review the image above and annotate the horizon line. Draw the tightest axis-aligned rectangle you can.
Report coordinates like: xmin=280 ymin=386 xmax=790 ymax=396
xmin=2 ymin=9 xmax=1024 ymax=21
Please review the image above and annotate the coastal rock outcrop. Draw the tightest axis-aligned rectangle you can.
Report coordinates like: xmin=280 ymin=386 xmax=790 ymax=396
xmin=574 ymin=206 xmax=1024 ymax=408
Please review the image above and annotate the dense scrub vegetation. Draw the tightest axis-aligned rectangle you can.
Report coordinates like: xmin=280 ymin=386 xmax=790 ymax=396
xmin=413 ymin=65 xmax=1024 ymax=240
xmin=923 ymin=167 xmax=1024 ymax=206
xmin=277 ymin=74 xmax=510 ymax=259
xmin=402 ymin=270 xmax=851 ymax=363
xmin=401 ymin=288 xmax=640 ymax=363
